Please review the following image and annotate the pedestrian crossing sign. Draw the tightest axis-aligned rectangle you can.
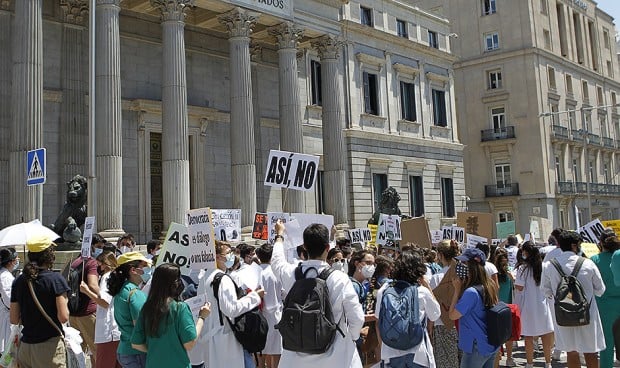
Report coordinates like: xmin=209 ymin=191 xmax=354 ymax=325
xmin=26 ymin=148 xmax=46 ymax=186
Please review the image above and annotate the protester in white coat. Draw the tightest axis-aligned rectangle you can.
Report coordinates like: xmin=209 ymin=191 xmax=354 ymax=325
xmin=0 ymin=248 xmax=18 ymax=353
xmin=196 ymin=241 xmax=264 ymax=368
xmin=271 ymin=221 xmax=365 ymax=368
xmin=542 ymin=230 xmax=606 ymax=368
xmin=256 ymin=243 xmax=284 ymax=368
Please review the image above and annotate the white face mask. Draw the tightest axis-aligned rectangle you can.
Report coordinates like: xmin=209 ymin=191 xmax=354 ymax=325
xmin=120 ymin=246 xmax=130 ymax=254
xmin=331 ymin=262 xmax=344 ymax=272
xmin=361 ymin=265 xmax=376 ymax=279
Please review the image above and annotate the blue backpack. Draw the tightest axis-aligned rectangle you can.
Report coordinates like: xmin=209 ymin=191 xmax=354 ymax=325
xmin=378 ymin=280 xmax=425 ymax=350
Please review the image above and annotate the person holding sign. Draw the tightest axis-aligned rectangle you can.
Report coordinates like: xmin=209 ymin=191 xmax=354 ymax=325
xmin=131 ymin=263 xmax=211 ymax=368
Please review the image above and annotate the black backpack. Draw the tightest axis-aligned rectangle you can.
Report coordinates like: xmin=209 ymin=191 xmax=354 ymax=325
xmin=211 ymin=272 xmax=268 ymax=353
xmin=64 ymin=259 xmax=88 ymax=315
xmin=275 ymin=265 xmax=344 ymax=354
xmin=473 ymin=285 xmax=512 ymax=346
xmin=550 ymin=258 xmax=591 ymax=327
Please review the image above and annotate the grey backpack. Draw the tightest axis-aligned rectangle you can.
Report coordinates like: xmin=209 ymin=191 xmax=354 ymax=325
xmin=550 ymin=257 xmax=590 ymax=327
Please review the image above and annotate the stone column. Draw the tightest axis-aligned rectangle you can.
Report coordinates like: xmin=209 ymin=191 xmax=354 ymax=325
xmin=219 ymin=8 xmax=257 ymax=227
xmin=250 ymin=44 xmax=265 ymax=212
xmin=270 ymin=22 xmax=305 ymax=213
xmin=152 ymin=0 xmax=192 ymax=227
xmin=95 ymin=0 xmax=124 ymax=236
xmin=312 ymin=35 xmax=348 ymax=224
xmin=9 ymin=0 xmax=43 ymax=223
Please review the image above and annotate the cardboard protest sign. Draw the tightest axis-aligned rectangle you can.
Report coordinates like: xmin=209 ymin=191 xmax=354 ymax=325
xmin=602 ymin=220 xmax=620 ymax=235
xmin=578 ymin=219 xmax=606 ymax=244
xmin=377 ymin=214 xmax=402 ymax=245
xmin=252 ymin=213 xmax=268 ymax=240
xmin=264 ymin=150 xmax=320 ymax=191
xmin=80 ymin=216 xmax=95 ymax=259
xmin=401 ymin=217 xmax=432 ymax=249
xmin=211 ymin=209 xmax=241 ymax=241
xmin=458 ymin=212 xmax=493 ymax=244
xmin=466 ymin=234 xmax=487 ymax=249
xmin=442 ymin=226 xmax=465 ymax=243
xmin=185 ymin=208 xmax=217 ymax=271
xmin=158 ymin=222 xmax=192 ymax=276
xmin=496 ymin=221 xmax=515 ymax=239
xmin=347 ymin=228 xmax=372 ymax=244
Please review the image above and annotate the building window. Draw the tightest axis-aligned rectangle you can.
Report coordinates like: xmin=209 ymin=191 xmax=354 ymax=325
xmin=316 ymin=170 xmax=325 ymax=214
xmin=491 ymin=107 xmax=505 ymax=131
xmin=487 ymin=70 xmax=502 ymax=90
xmin=540 ymin=0 xmax=548 ymax=14
xmin=432 ymin=89 xmax=447 ymax=127
xmin=495 ymin=164 xmax=512 ymax=188
xmin=372 ymin=173 xmax=388 ymax=211
xmin=409 ymin=176 xmax=424 ymax=217
xmin=498 ymin=212 xmax=514 ymax=222
xmin=572 ymin=158 xmax=581 ymax=182
xmin=603 ymin=28 xmax=611 ymax=49
xmin=482 ymin=0 xmax=496 ymax=15
xmin=604 ymin=163 xmax=611 ymax=184
xmin=569 ymin=110 xmax=577 ymax=129
xmin=400 ymin=81 xmax=416 ymax=121
xmin=397 ymin=19 xmax=408 ymax=38
xmin=589 ymin=161 xmax=595 ymax=183
xmin=360 ymin=6 xmax=373 ymax=27
xmin=310 ymin=60 xmax=322 ymax=106
xmin=363 ymin=71 xmax=379 ymax=115
xmin=608 ymin=61 xmax=614 ymax=78
xmin=582 ymin=81 xmax=589 ymax=101
xmin=428 ymin=30 xmax=439 ymax=49
xmin=550 ymin=103 xmax=559 ymax=126
xmin=612 ymin=92 xmax=617 ymax=107
xmin=547 ymin=66 xmax=556 ymax=90
xmin=543 ymin=29 xmax=551 ymax=50
xmin=485 ymin=32 xmax=499 ymax=51
xmin=441 ymin=178 xmax=455 ymax=218
xmin=565 ymin=74 xmax=573 ymax=95
xmin=555 ymin=155 xmax=564 ymax=181
xmin=597 ymin=86 xmax=604 ymax=105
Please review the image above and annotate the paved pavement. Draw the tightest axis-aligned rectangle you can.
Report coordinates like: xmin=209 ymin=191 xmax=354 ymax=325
xmin=497 ymin=340 xmax=612 ymax=367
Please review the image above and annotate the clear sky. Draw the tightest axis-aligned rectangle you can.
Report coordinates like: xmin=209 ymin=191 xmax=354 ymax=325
xmin=597 ymin=0 xmax=620 ymax=32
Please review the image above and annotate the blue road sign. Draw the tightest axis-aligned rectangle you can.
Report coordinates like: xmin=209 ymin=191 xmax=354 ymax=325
xmin=26 ymin=148 xmax=46 ymax=186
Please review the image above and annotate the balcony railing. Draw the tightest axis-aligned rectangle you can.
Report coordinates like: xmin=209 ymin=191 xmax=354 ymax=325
xmin=603 ymin=137 xmax=615 ymax=148
xmin=481 ymin=126 xmax=516 ymax=142
xmin=551 ymin=125 xmax=570 ymax=140
xmin=485 ymin=183 xmax=520 ymax=197
xmin=571 ymin=129 xmax=584 ymax=142
xmin=557 ymin=181 xmax=620 ymax=195
xmin=588 ymin=133 xmax=601 ymax=146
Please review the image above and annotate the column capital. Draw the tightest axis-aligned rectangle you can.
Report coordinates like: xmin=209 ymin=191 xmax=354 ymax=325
xmin=151 ymin=0 xmax=194 ymax=22
xmin=218 ymin=7 xmax=258 ymax=38
xmin=60 ymin=0 xmax=88 ymax=25
xmin=96 ymin=0 xmax=122 ymax=5
xmin=311 ymin=35 xmax=344 ymax=60
xmin=268 ymin=22 xmax=303 ymax=50
xmin=0 ymin=0 xmax=11 ymax=11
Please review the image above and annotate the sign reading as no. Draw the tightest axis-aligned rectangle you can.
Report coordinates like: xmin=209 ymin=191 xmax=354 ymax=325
xmin=264 ymin=150 xmax=320 ymax=191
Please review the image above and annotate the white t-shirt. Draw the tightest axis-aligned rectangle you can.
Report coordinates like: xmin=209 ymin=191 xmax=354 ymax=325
xmin=484 ymin=262 xmax=498 ymax=278
xmin=94 ymin=272 xmax=121 ymax=344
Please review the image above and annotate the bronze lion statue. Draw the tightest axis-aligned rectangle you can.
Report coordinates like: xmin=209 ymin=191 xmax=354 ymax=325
xmin=368 ymin=186 xmax=403 ymax=225
xmin=50 ymin=175 xmax=88 ymax=242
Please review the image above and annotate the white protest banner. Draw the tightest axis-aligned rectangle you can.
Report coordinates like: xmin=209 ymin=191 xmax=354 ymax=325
xmin=264 ymin=150 xmax=320 ymax=191
xmin=291 ymin=213 xmax=334 ymax=236
xmin=211 ymin=209 xmax=242 ymax=241
xmin=186 ymin=208 xmax=217 ymax=271
xmin=377 ymin=214 xmax=402 ymax=245
xmin=283 ymin=219 xmax=303 ymax=263
xmin=267 ymin=212 xmax=293 ymax=243
xmin=80 ymin=216 xmax=95 ymax=259
xmin=158 ymin=222 xmax=192 ymax=276
xmin=431 ymin=230 xmax=443 ymax=244
xmin=466 ymin=234 xmax=487 ymax=249
xmin=185 ymin=294 xmax=206 ymax=317
xmin=579 ymin=219 xmax=606 ymax=244
xmin=347 ymin=228 xmax=372 ymax=244
xmin=442 ymin=226 xmax=465 ymax=243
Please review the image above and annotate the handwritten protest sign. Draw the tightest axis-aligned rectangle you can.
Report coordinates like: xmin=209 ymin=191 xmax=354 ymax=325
xmin=81 ymin=216 xmax=95 ymax=259
xmin=212 ymin=209 xmax=241 ymax=241
xmin=185 ymin=208 xmax=217 ymax=271
xmin=602 ymin=220 xmax=620 ymax=235
xmin=492 ymin=238 xmax=504 ymax=247
xmin=252 ymin=213 xmax=268 ymax=240
xmin=467 ymin=234 xmax=488 ymax=249
xmin=264 ymin=150 xmax=320 ymax=191
xmin=581 ymin=242 xmax=600 ymax=258
xmin=347 ymin=228 xmax=373 ymax=244
xmin=401 ymin=217 xmax=432 ymax=248
xmin=185 ymin=294 xmax=206 ymax=317
xmin=496 ymin=221 xmax=515 ymax=239
xmin=377 ymin=214 xmax=402 ymax=245
xmin=267 ymin=213 xmax=292 ymax=243
xmin=579 ymin=219 xmax=606 ymax=244
xmin=431 ymin=230 xmax=443 ymax=244
xmin=158 ymin=222 xmax=192 ymax=276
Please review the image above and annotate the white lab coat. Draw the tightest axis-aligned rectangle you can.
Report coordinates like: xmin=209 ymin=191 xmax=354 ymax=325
xmin=194 ymin=268 xmax=262 ymax=368
xmin=259 ymin=264 xmax=284 ymax=355
xmin=271 ymin=242 xmax=365 ymax=368
xmin=542 ymin=251 xmax=606 ymax=353
xmin=0 ymin=268 xmax=14 ymax=352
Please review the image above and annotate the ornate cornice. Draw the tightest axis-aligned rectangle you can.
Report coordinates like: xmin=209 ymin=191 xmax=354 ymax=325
xmin=268 ymin=22 xmax=303 ymax=50
xmin=311 ymin=35 xmax=344 ymax=60
xmin=218 ymin=7 xmax=258 ymax=38
xmin=60 ymin=0 xmax=88 ymax=25
xmin=150 ymin=0 xmax=194 ymax=22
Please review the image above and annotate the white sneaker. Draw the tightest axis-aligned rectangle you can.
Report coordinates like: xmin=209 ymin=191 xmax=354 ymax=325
xmin=552 ymin=350 xmax=566 ymax=361
xmin=505 ymin=357 xmax=516 ymax=367
xmin=580 ymin=354 xmax=586 ymax=366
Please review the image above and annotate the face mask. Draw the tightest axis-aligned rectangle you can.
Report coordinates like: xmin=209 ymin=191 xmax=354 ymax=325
xmin=120 ymin=246 xmax=129 ymax=254
xmin=332 ymin=262 xmax=344 ymax=272
xmin=361 ymin=265 xmax=375 ymax=279
xmin=154 ymin=249 xmax=161 ymax=256
xmin=140 ymin=267 xmax=152 ymax=283
xmin=13 ymin=260 xmax=19 ymax=269
xmin=224 ymin=253 xmax=235 ymax=269
xmin=93 ymin=248 xmax=103 ymax=258
xmin=522 ymin=255 xmax=528 ymax=260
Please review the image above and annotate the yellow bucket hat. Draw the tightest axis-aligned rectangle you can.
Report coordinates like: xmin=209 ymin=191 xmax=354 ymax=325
xmin=26 ymin=235 xmax=57 ymax=253
xmin=117 ymin=251 xmax=152 ymax=266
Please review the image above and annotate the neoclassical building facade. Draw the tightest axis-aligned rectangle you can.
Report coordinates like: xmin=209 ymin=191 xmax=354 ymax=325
xmin=0 ymin=0 xmax=465 ymax=242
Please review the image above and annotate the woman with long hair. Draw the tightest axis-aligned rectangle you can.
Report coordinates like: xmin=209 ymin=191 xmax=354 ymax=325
xmin=347 ymin=250 xmax=375 ymax=313
xmin=10 ymin=235 xmax=70 ymax=368
xmin=449 ymin=248 xmax=500 ymax=368
xmin=79 ymin=250 xmax=121 ymax=368
xmin=492 ymin=248 xmax=515 ymax=367
xmin=0 ymin=247 xmax=18 ymax=352
xmin=108 ymin=252 xmax=152 ymax=368
xmin=131 ymin=263 xmax=210 ymax=368
xmin=591 ymin=233 xmax=620 ymax=368
xmin=429 ymin=239 xmax=460 ymax=368
xmin=514 ymin=241 xmax=554 ymax=368
xmin=375 ymin=252 xmax=440 ymax=367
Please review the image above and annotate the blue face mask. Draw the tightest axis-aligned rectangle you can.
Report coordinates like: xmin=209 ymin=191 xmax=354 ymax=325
xmin=140 ymin=267 xmax=153 ymax=283
xmin=224 ymin=254 xmax=235 ymax=269
xmin=92 ymin=248 xmax=103 ymax=258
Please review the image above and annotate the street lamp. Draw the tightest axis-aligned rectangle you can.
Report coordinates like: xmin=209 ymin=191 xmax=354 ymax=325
xmin=539 ymin=103 xmax=619 ymax=222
